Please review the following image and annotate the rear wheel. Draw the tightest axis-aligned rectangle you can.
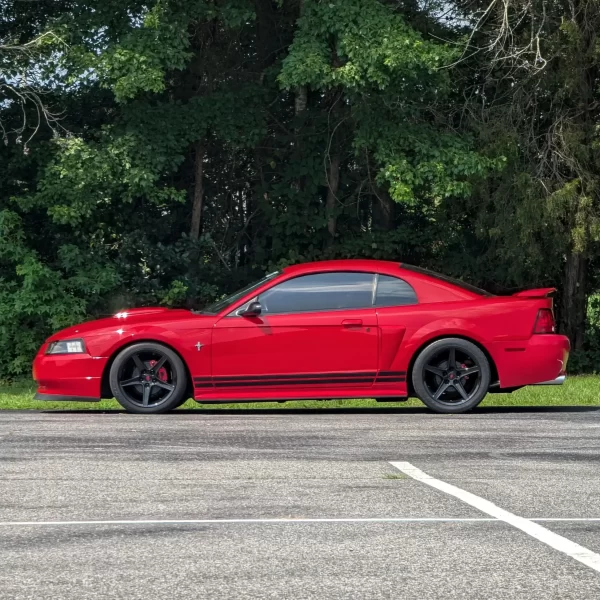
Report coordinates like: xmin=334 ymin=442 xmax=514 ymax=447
xmin=412 ymin=338 xmax=490 ymax=414
xmin=109 ymin=343 xmax=188 ymax=414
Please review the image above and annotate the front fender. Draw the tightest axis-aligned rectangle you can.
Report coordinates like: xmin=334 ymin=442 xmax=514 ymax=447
xmin=84 ymin=325 xmax=188 ymax=359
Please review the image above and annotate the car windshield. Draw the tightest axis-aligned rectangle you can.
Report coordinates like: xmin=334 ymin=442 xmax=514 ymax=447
xmin=401 ymin=264 xmax=494 ymax=297
xmin=200 ymin=271 xmax=280 ymax=314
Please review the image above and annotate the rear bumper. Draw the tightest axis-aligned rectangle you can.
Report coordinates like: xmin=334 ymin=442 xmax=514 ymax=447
xmin=491 ymin=334 xmax=570 ymax=389
xmin=531 ymin=375 xmax=566 ymax=386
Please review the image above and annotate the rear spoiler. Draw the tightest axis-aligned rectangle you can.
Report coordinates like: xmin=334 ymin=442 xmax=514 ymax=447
xmin=512 ymin=288 xmax=556 ymax=299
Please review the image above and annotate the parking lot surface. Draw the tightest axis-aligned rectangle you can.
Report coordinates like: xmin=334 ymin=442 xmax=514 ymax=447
xmin=1 ymin=407 xmax=600 ymax=599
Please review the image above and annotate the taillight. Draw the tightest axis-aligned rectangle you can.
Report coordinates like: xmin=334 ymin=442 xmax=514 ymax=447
xmin=534 ymin=309 xmax=555 ymax=334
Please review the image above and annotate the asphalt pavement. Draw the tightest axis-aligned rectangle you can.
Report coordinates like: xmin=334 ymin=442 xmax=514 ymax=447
xmin=1 ymin=407 xmax=600 ymax=599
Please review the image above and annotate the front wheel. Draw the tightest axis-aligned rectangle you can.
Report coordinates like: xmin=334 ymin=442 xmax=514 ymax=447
xmin=109 ymin=343 xmax=188 ymax=414
xmin=412 ymin=338 xmax=491 ymax=414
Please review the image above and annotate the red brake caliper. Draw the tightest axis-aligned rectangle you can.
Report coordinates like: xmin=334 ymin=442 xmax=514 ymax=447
xmin=148 ymin=360 xmax=168 ymax=382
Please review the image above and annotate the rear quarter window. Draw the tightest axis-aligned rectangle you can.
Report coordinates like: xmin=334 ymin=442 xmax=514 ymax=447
xmin=375 ymin=275 xmax=418 ymax=307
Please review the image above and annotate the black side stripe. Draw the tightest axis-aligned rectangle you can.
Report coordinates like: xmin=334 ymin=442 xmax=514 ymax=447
xmin=213 ymin=373 xmax=375 ymax=382
xmin=195 ymin=380 xmax=405 ymax=389
xmin=209 ymin=377 xmax=376 ymax=385
xmin=195 ymin=377 xmax=376 ymax=389
xmin=194 ymin=371 xmax=407 ymax=388
xmin=194 ymin=372 xmax=376 ymax=383
xmin=213 ymin=378 xmax=374 ymax=388
xmin=195 ymin=380 xmax=407 ymax=389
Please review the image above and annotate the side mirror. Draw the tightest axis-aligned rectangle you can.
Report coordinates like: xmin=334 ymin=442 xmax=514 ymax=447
xmin=239 ymin=301 xmax=262 ymax=317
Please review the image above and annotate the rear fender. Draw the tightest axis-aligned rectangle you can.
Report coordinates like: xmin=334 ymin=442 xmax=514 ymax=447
xmin=389 ymin=318 xmax=492 ymax=373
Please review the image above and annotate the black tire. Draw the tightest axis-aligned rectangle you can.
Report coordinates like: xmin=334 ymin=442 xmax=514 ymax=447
xmin=412 ymin=338 xmax=491 ymax=414
xmin=109 ymin=343 xmax=188 ymax=414
xmin=173 ymin=396 xmax=191 ymax=409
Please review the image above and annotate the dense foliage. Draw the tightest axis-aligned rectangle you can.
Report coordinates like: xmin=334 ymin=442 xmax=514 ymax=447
xmin=1 ymin=0 xmax=600 ymax=378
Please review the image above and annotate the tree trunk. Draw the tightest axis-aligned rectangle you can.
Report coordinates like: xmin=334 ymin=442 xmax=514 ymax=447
xmin=294 ymin=86 xmax=307 ymax=116
xmin=372 ymin=186 xmax=395 ymax=231
xmin=254 ymin=0 xmax=275 ymax=68
xmin=326 ymin=154 xmax=341 ymax=241
xmin=294 ymin=0 xmax=307 ymax=119
xmin=190 ymin=141 xmax=204 ymax=241
xmin=560 ymin=249 xmax=587 ymax=350
xmin=292 ymin=86 xmax=307 ymax=193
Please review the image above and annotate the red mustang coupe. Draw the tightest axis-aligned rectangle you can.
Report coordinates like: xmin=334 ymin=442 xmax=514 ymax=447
xmin=33 ymin=260 xmax=569 ymax=414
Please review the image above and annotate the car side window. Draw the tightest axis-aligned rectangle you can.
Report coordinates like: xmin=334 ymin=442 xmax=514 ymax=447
xmin=375 ymin=275 xmax=417 ymax=307
xmin=259 ymin=272 xmax=375 ymax=314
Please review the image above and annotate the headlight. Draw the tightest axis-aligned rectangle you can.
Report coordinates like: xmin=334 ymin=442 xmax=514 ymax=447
xmin=46 ymin=339 xmax=86 ymax=355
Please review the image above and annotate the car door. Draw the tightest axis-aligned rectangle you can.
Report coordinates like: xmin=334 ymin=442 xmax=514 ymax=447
xmin=371 ymin=274 xmax=419 ymax=386
xmin=211 ymin=272 xmax=379 ymax=390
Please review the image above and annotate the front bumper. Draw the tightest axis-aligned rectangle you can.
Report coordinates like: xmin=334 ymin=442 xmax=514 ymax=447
xmin=34 ymin=393 xmax=100 ymax=402
xmin=33 ymin=350 xmax=106 ymax=399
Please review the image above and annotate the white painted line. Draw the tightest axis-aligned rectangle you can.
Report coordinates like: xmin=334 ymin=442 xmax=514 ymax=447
xmin=0 ymin=517 xmax=496 ymax=527
xmin=390 ymin=461 xmax=600 ymax=574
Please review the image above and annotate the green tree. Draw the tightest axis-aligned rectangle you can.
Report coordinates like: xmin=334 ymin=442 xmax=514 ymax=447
xmin=3 ymin=0 xmax=595 ymax=379
xmin=454 ymin=0 xmax=600 ymax=348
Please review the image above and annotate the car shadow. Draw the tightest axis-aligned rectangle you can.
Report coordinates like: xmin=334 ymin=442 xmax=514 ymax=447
xmin=35 ymin=405 xmax=600 ymax=415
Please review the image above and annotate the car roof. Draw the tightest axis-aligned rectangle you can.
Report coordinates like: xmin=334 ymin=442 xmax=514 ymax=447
xmin=283 ymin=259 xmax=402 ymax=276
xmin=281 ymin=259 xmax=488 ymax=300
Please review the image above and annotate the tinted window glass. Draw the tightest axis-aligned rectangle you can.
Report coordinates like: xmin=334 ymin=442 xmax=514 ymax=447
xmin=401 ymin=264 xmax=493 ymax=297
xmin=375 ymin=275 xmax=417 ymax=307
xmin=260 ymin=272 xmax=374 ymax=314
xmin=202 ymin=272 xmax=279 ymax=314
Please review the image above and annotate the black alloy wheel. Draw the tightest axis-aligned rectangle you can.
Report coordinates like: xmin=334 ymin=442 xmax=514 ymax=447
xmin=412 ymin=338 xmax=491 ymax=414
xmin=109 ymin=343 xmax=188 ymax=413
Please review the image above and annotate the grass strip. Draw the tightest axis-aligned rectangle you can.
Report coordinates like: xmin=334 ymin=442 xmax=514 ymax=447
xmin=0 ymin=376 xmax=598 ymax=411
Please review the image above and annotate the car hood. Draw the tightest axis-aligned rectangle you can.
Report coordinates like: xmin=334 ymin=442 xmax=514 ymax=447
xmin=46 ymin=307 xmax=217 ymax=341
